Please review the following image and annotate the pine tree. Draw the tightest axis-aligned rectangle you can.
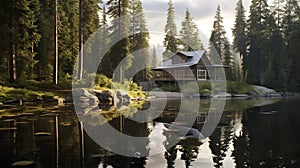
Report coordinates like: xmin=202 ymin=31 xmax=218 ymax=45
xmin=245 ymin=0 xmax=271 ymax=85
xmin=106 ymin=0 xmax=132 ymax=81
xmin=209 ymin=5 xmax=233 ymax=80
xmin=98 ymin=6 xmax=112 ymax=77
xmin=262 ymin=11 xmax=285 ymax=89
xmin=83 ymin=0 xmax=101 ymax=42
xmin=128 ymin=0 xmax=151 ymax=82
xmin=151 ymin=45 xmax=158 ymax=67
xmin=163 ymin=0 xmax=178 ymax=59
xmin=58 ymin=0 xmax=75 ymax=77
xmin=0 ymin=1 xmax=13 ymax=82
xmin=179 ymin=9 xmax=203 ymax=51
xmin=81 ymin=0 xmax=101 ymax=77
xmin=36 ymin=0 xmax=55 ymax=81
xmin=232 ymin=0 xmax=247 ymax=80
xmin=6 ymin=0 xmax=41 ymax=83
xmin=282 ymin=0 xmax=300 ymax=91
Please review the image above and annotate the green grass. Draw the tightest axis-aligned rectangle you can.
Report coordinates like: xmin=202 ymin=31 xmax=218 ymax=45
xmin=0 ymin=85 xmax=56 ymax=101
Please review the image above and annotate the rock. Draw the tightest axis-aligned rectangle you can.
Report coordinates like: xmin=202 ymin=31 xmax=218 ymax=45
xmin=94 ymin=90 xmax=114 ymax=104
xmin=11 ymin=160 xmax=34 ymax=166
xmin=72 ymin=88 xmax=99 ymax=105
xmin=232 ymin=94 xmax=250 ymax=98
xmin=192 ymin=94 xmax=210 ymax=98
xmin=211 ymin=92 xmax=231 ymax=98
xmin=115 ymin=90 xmax=131 ymax=109
xmin=252 ymin=85 xmax=279 ymax=97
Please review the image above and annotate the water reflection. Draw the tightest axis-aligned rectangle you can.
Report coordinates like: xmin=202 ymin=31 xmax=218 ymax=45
xmin=0 ymin=97 xmax=299 ymax=167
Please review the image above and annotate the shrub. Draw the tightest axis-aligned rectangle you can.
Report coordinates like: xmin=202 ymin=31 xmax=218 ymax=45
xmin=226 ymin=81 xmax=254 ymax=94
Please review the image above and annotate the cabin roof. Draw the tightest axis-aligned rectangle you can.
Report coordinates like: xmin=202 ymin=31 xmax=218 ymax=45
xmin=153 ymin=50 xmax=227 ymax=70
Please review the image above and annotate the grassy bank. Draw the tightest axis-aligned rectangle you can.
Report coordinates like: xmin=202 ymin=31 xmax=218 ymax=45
xmin=0 ymin=85 xmax=59 ymax=102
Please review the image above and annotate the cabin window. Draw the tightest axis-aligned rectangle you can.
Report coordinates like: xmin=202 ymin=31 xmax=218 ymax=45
xmin=197 ymin=70 xmax=207 ymax=80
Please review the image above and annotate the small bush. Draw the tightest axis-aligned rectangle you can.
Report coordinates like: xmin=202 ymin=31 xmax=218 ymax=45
xmin=226 ymin=81 xmax=254 ymax=94
xmin=94 ymin=74 xmax=112 ymax=88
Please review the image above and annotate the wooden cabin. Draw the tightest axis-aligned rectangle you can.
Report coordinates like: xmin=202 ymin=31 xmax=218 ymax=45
xmin=153 ymin=50 xmax=229 ymax=83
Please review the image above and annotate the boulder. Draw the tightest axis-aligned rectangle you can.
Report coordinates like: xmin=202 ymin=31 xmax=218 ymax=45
xmin=211 ymin=92 xmax=231 ymax=98
xmin=72 ymin=88 xmax=99 ymax=105
xmin=115 ymin=90 xmax=131 ymax=109
xmin=94 ymin=90 xmax=114 ymax=104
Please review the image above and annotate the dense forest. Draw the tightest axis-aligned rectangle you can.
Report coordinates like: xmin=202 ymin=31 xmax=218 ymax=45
xmin=0 ymin=0 xmax=299 ymax=92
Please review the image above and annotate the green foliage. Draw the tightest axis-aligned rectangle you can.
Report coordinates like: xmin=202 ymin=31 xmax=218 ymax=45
xmin=179 ymin=9 xmax=203 ymax=51
xmin=232 ymin=0 xmax=247 ymax=60
xmin=232 ymin=0 xmax=247 ymax=80
xmin=98 ymin=6 xmax=111 ymax=76
xmin=93 ymin=74 xmax=145 ymax=98
xmin=245 ymin=0 xmax=272 ymax=85
xmin=226 ymin=81 xmax=255 ymax=94
xmin=0 ymin=85 xmax=55 ymax=101
xmin=159 ymin=83 xmax=180 ymax=92
xmin=94 ymin=74 xmax=112 ymax=89
xmin=106 ymin=0 xmax=132 ymax=81
xmin=163 ymin=0 xmax=178 ymax=59
xmin=241 ymin=0 xmax=300 ymax=92
xmin=209 ymin=5 xmax=234 ymax=80
xmin=127 ymin=0 xmax=152 ymax=82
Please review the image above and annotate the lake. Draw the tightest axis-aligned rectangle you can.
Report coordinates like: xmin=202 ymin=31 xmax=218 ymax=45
xmin=0 ymin=97 xmax=299 ymax=168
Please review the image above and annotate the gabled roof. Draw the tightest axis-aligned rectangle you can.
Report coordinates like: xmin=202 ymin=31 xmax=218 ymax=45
xmin=153 ymin=50 xmax=207 ymax=70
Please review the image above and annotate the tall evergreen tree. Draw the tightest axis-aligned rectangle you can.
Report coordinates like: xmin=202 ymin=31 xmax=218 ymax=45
xmin=179 ymin=9 xmax=203 ymax=51
xmin=58 ymin=0 xmax=75 ymax=77
xmin=209 ymin=5 xmax=234 ymax=80
xmin=262 ymin=10 xmax=285 ymax=89
xmin=151 ymin=45 xmax=158 ymax=68
xmin=128 ymin=0 xmax=151 ymax=82
xmin=232 ymin=0 xmax=247 ymax=80
xmin=81 ymin=0 xmax=101 ymax=77
xmin=98 ymin=6 xmax=112 ymax=76
xmin=163 ymin=0 xmax=178 ymax=60
xmin=82 ymin=0 xmax=101 ymax=42
xmin=0 ymin=1 xmax=13 ymax=82
xmin=6 ymin=0 xmax=41 ymax=83
xmin=245 ymin=0 xmax=271 ymax=85
xmin=36 ymin=0 xmax=55 ymax=81
xmin=106 ymin=0 xmax=132 ymax=81
xmin=282 ymin=0 xmax=300 ymax=91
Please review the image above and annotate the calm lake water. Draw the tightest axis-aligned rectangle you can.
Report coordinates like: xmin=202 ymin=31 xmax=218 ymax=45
xmin=0 ymin=97 xmax=299 ymax=168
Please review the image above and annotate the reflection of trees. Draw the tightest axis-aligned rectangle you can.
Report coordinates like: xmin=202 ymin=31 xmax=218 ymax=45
xmin=58 ymin=114 xmax=81 ymax=167
xmin=232 ymin=113 xmax=250 ymax=167
xmin=178 ymin=138 xmax=202 ymax=168
xmin=232 ymin=99 xmax=300 ymax=168
xmin=209 ymin=126 xmax=233 ymax=168
xmin=102 ymin=155 xmax=147 ymax=168
xmin=162 ymin=124 xmax=179 ymax=168
xmin=165 ymin=146 xmax=178 ymax=168
xmin=15 ymin=121 xmax=36 ymax=166
xmin=81 ymin=100 xmax=145 ymax=127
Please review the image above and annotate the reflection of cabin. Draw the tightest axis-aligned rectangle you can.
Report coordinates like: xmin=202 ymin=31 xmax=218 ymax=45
xmin=153 ymin=50 xmax=229 ymax=83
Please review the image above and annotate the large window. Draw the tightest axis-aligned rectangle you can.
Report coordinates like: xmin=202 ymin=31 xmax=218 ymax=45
xmin=197 ymin=70 xmax=207 ymax=80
